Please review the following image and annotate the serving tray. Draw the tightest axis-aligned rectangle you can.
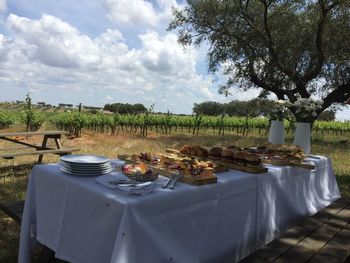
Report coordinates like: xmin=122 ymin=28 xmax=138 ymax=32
xmin=151 ymin=167 xmax=217 ymax=186
xmin=262 ymin=159 xmax=315 ymax=170
xmin=166 ymin=149 xmax=268 ymax=174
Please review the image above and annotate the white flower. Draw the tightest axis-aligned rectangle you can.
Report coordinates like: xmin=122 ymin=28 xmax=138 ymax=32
xmin=289 ymin=97 xmax=323 ymax=120
xmin=276 ymin=100 xmax=286 ymax=104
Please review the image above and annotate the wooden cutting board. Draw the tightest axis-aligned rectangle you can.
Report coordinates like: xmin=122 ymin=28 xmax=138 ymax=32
xmin=218 ymin=162 xmax=268 ymax=174
xmin=262 ymin=159 xmax=315 ymax=170
xmin=151 ymin=167 xmax=217 ymax=186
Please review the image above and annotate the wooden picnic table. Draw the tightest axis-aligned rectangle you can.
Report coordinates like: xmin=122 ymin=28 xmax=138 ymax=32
xmin=0 ymin=130 xmax=79 ymax=163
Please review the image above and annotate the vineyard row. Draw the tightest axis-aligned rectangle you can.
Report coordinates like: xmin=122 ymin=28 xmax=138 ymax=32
xmin=1 ymin=110 xmax=350 ymax=136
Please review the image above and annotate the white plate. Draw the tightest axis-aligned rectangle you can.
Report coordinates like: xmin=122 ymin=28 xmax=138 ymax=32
xmin=60 ymin=162 xmax=112 ymax=170
xmin=61 ymin=165 xmax=113 ymax=173
xmin=61 ymin=168 xmax=113 ymax=174
xmin=60 ymin=161 xmax=111 ymax=167
xmin=61 ymin=166 xmax=112 ymax=176
xmin=60 ymin=154 xmax=109 ymax=164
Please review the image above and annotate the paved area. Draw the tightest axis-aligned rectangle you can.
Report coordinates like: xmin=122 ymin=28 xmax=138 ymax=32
xmin=240 ymin=198 xmax=350 ymax=263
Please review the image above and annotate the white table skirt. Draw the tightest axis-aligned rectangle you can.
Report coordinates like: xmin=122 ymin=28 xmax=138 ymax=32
xmin=256 ymin=156 xmax=340 ymax=246
xmin=18 ymin=156 xmax=340 ymax=263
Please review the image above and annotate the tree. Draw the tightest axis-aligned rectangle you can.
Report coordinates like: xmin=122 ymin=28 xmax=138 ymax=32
xmin=193 ymin=101 xmax=224 ymax=115
xmin=169 ymin=0 xmax=350 ymax=123
xmin=193 ymin=99 xmax=290 ymax=117
xmin=317 ymin=110 xmax=336 ymax=121
xmin=103 ymin=103 xmax=147 ymax=114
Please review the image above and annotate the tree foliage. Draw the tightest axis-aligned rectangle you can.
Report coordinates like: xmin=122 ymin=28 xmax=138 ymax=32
xmin=169 ymin=0 xmax=350 ymax=122
xmin=193 ymin=99 xmax=337 ymax=120
xmin=104 ymin=103 xmax=147 ymax=114
xmin=317 ymin=110 xmax=336 ymax=121
xmin=193 ymin=99 xmax=275 ymax=117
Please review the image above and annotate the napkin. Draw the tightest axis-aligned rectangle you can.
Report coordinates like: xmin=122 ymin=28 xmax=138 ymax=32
xmin=95 ymin=173 xmax=157 ymax=195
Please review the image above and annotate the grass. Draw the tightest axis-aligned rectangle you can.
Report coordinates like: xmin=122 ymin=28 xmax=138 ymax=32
xmin=0 ymin=129 xmax=349 ymax=262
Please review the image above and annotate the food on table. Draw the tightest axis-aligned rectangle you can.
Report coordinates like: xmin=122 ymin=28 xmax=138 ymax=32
xmin=227 ymin=145 xmax=242 ymax=151
xmin=261 ymin=144 xmax=305 ymax=162
xmin=209 ymin=146 xmax=223 ymax=160
xmin=179 ymin=145 xmax=209 ymax=157
xmin=122 ymin=163 xmax=152 ymax=175
xmin=244 ymin=152 xmax=262 ymax=167
xmin=138 ymin=152 xmax=152 ymax=162
xmin=157 ymin=153 xmax=215 ymax=177
xmin=221 ymin=148 xmax=234 ymax=163
xmin=121 ymin=163 xmax=159 ymax=182
xmin=130 ymin=152 xmax=161 ymax=165
xmin=232 ymin=150 xmax=247 ymax=166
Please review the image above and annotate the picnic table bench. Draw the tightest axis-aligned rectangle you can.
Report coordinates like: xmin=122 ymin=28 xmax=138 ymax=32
xmin=0 ymin=131 xmax=80 ymax=254
xmin=0 ymin=131 xmax=79 ymax=163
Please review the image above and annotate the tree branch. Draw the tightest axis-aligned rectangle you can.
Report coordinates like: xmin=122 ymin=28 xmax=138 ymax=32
xmin=320 ymin=83 xmax=350 ymax=112
xmin=258 ymin=0 xmax=295 ymax=78
xmin=300 ymin=1 xmax=340 ymax=84
xmin=247 ymin=62 xmax=285 ymax=99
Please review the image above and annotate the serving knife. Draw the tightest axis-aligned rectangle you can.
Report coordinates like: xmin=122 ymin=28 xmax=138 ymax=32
xmin=162 ymin=177 xmax=173 ymax=188
xmin=117 ymin=182 xmax=152 ymax=187
xmin=169 ymin=173 xmax=183 ymax=190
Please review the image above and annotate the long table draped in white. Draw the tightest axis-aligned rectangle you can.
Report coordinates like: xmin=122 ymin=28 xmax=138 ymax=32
xmin=256 ymin=156 xmax=340 ymax=246
xmin=18 ymin=156 xmax=340 ymax=263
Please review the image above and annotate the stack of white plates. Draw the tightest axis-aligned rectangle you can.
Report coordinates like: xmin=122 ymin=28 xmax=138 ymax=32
xmin=60 ymin=154 xmax=112 ymax=176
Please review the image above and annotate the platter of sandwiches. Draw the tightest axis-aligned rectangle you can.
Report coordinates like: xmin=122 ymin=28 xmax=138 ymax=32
xmin=175 ymin=143 xmax=314 ymax=171
xmin=119 ymin=152 xmax=220 ymax=185
xmin=255 ymin=144 xmax=315 ymax=169
xmin=178 ymin=145 xmax=268 ymax=174
xmin=117 ymin=143 xmax=315 ymax=186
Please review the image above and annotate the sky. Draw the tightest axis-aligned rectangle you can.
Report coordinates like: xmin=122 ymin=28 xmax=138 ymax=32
xmin=0 ymin=0 xmax=349 ymax=119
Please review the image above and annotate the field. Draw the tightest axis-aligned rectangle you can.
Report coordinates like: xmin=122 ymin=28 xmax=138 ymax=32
xmin=0 ymin=125 xmax=350 ymax=262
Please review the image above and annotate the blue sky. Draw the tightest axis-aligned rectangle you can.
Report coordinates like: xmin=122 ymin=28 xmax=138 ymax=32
xmin=0 ymin=0 xmax=349 ymax=119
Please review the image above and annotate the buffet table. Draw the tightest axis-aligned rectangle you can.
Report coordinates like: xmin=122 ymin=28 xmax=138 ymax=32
xmin=19 ymin=156 xmax=340 ymax=263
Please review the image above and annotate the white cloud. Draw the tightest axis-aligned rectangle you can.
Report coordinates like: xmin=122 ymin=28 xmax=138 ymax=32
xmin=0 ymin=0 xmax=6 ymax=12
xmin=6 ymin=14 xmax=102 ymax=68
xmin=105 ymin=95 xmax=113 ymax=101
xmin=1 ymin=13 xmax=229 ymax=113
xmin=336 ymin=107 xmax=350 ymax=121
xmin=104 ymin=0 xmax=178 ymax=27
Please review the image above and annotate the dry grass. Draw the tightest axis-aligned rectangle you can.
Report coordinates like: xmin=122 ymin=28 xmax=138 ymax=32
xmin=0 ymin=129 xmax=349 ymax=262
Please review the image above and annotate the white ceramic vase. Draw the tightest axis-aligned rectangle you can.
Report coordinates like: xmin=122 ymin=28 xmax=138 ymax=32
xmin=268 ymin=120 xmax=285 ymax=145
xmin=293 ymin=122 xmax=311 ymax=154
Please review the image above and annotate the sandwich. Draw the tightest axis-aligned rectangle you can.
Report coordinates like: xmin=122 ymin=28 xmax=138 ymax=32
xmin=179 ymin=145 xmax=209 ymax=158
xmin=232 ymin=150 xmax=246 ymax=166
xmin=221 ymin=148 xmax=234 ymax=163
xmin=209 ymin=146 xmax=223 ymax=160
xmin=244 ymin=153 xmax=261 ymax=167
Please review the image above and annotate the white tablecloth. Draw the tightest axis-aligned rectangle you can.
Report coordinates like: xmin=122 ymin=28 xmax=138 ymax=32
xmin=18 ymin=156 xmax=340 ymax=263
xmin=256 ymin=156 xmax=340 ymax=246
